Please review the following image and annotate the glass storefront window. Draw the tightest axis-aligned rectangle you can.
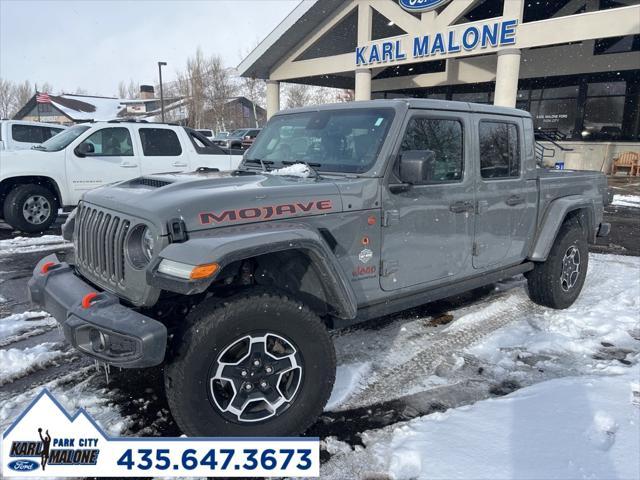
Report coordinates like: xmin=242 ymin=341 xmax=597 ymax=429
xmin=451 ymin=92 xmax=491 ymax=103
xmin=588 ymin=81 xmax=626 ymax=96
xmin=531 ymin=98 xmax=578 ymax=138
xmin=583 ymin=96 xmax=625 ymax=140
xmin=542 ymin=85 xmax=580 ymax=98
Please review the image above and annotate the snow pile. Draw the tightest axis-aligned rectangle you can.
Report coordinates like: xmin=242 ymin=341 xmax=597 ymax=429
xmin=612 ymin=194 xmax=640 ymax=208
xmin=326 ymin=362 xmax=372 ymax=411
xmin=324 ymin=367 xmax=640 ymax=480
xmin=0 ymin=343 xmax=73 ymax=385
xmin=0 ymin=311 xmax=55 ymax=345
xmin=266 ymin=163 xmax=312 ymax=178
xmin=0 ymin=235 xmax=69 ymax=256
xmin=468 ymin=254 xmax=640 ymax=378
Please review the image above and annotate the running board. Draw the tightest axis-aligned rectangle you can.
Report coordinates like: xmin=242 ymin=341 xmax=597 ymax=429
xmin=338 ymin=262 xmax=535 ymax=328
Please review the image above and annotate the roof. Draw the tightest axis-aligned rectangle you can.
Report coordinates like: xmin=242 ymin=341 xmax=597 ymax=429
xmin=273 ymin=98 xmax=532 ymax=118
xmin=13 ymin=93 xmax=126 ymax=122
xmin=237 ymin=0 xmax=344 ymax=79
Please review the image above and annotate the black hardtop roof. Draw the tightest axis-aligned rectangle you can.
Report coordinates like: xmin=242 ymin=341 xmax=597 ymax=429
xmin=278 ymin=98 xmax=531 ymax=119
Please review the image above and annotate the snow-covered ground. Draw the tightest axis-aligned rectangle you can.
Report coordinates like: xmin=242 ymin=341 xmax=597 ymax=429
xmin=0 ymin=233 xmax=638 ymax=479
xmin=612 ymin=194 xmax=640 ymax=208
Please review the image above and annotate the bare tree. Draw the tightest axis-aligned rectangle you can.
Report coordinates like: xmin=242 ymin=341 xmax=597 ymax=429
xmin=0 ymin=78 xmax=16 ymax=118
xmin=117 ymin=81 xmax=127 ymax=99
xmin=175 ymin=48 xmax=238 ymax=130
xmin=284 ymin=83 xmax=311 ymax=109
xmin=240 ymin=76 xmax=266 ymax=127
xmin=34 ymin=82 xmax=54 ymax=94
xmin=13 ymin=80 xmax=33 ymax=111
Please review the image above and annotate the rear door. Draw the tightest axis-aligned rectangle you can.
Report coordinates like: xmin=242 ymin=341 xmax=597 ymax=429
xmin=472 ymin=115 xmax=537 ymax=268
xmin=66 ymin=126 xmax=140 ymax=204
xmin=138 ymin=127 xmax=189 ymax=174
xmin=380 ymin=111 xmax=475 ymax=291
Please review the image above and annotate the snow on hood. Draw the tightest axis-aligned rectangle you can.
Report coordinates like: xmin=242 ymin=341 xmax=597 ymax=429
xmin=265 ymin=163 xmax=312 ymax=178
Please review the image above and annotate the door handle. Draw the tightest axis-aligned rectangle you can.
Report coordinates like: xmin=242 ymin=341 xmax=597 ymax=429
xmin=171 ymin=162 xmax=188 ymax=167
xmin=506 ymin=195 xmax=525 ymax=206
xmin=119 ymin=162 xmax=138 ymax=168
xmin=449 ymin=201 xmax=474 ymax=214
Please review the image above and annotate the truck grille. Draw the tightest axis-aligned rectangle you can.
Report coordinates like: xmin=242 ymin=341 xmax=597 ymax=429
xmin=75 ymin=204 xmax=130 ymax=286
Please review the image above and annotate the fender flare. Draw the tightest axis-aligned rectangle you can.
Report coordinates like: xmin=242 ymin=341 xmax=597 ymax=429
xmin=151 ymin=222 xmax=358 ymax=320
xmin=529 ymin=195 xmax=596 ymax=262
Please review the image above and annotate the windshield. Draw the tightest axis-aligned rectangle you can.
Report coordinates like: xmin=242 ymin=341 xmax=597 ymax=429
xmin=246 ymin=108 xmax=394 ymax=174
xmin=38 ymin=125 xmax=90 ymax=151
xmin=229 ymin=129 xmax=248 ymax=137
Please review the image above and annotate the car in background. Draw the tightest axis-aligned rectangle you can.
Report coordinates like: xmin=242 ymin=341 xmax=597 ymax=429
xmin=212 ymin=128 xmax=260 ymax=149
xmin=196 ymin=129 xmax=214 ymax=138
xmin=241 ymin=128 xmax=261 ymax=150
xmin=0 ymin=120 xmax=67 ymax=151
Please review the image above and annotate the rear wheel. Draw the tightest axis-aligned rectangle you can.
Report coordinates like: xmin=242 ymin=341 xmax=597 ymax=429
xmin=165 ymin=288 xmax=336 ymax=436
xmin=3 ymin=184 xmax=58 ymax=233
xmin=527 ymin=218 xmax=589 ymax=309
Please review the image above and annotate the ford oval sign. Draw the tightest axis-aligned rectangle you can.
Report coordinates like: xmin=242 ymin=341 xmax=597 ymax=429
xmin=8 ymin=459 xmax=39 ymax=472
xmin=399 ymin=0 xmax=452 ymax=12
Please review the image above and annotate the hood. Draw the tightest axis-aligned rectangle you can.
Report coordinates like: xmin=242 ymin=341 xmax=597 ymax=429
xmin=82 ymin=170 xmax=345 ymax=235
xmin=0 ymin=148 xmax=64 ymax=176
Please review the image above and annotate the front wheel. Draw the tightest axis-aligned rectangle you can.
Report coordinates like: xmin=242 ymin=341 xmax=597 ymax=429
xmin=165 ymin=289 xmax=336 ymax=436
xmin=526 ymin=217 xmax=589 ymax=309
xmin=3 ymin=184 xmax=58 ymax=233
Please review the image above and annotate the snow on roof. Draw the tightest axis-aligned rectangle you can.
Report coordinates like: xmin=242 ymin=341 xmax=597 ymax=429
xmin=50 ymin=94 xmax=126 ymax=121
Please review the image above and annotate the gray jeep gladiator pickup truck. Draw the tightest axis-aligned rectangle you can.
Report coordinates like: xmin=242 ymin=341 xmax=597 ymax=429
xmin=29 ymin=99 xmax=610 ymax=437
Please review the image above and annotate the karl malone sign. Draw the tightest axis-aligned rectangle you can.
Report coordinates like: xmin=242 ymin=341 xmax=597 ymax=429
xmin=356 ymin=19 xmax=518 ymax=67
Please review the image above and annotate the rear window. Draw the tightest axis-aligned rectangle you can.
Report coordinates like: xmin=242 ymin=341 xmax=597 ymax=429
xmin=139 ymin=128 xmax=182 ymax=156
xmin=12 ymin=124 xmax=46 ymax=143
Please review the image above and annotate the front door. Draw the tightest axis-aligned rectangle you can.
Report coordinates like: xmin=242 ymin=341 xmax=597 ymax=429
xmin=137 ymin=127 xmax=190 ymax=175
xmin=67 ymin=126 xmax=140 ymax=204
xmin=472 ymin=115 xmax=537 ymax=268
xmin=380 ymin=112 xmax=474 ymax=291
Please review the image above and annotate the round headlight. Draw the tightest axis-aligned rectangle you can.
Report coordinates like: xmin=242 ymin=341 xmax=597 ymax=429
xmin=142 ymin=227 xmax=154 ymax=261
xmin=127 ymin=225 xmax=154 ymax=269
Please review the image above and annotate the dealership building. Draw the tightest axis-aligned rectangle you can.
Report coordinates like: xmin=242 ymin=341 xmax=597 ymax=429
xmin=238 ymin=0 xmax=640 ymax=171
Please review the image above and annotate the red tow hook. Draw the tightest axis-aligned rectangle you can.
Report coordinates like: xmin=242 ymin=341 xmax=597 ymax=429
xmin=41 ymin=261 xmax=56 ymax=274
xmin=81 ymin=292 xmax=99 ymax=309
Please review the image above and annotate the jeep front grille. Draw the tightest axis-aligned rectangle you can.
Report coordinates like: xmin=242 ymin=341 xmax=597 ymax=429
xmin=75 ymin=204 xmax=130 ymax=285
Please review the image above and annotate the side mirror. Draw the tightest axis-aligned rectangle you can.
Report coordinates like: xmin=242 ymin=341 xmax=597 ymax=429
xmin=75 ymin=142 xmax=95 ymax=157
xmin=399 ymin=150 xmax=436 ymax=185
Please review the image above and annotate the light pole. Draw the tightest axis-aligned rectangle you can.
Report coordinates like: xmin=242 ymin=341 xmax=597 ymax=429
xmin=158 ymin=61 xmax=167 ymax=122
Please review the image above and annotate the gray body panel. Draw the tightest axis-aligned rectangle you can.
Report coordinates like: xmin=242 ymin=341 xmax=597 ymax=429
xmin=44 ymin=100 xmax=606 ymax=325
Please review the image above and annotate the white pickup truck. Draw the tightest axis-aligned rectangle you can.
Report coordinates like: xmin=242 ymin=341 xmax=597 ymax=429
xmin=0 ymin=120 xmax=66 ymax=151
xmin=0 ymin=121 xmax=243 ymax=232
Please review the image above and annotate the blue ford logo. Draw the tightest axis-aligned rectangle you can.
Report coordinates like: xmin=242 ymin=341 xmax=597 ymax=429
xmin=8 ymin=459 xmax=39 ymax=471
xmin=399 ymin=0 xmax=452 ymax=12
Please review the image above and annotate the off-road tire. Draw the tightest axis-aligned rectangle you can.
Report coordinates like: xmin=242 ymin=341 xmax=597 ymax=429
xmin=3 ymin=184 xmax=58 ymax=233
xmin=165 ymin=288 xmax=336 ymax=436
xmin=527 ymin=217 xmax=588 ymax=309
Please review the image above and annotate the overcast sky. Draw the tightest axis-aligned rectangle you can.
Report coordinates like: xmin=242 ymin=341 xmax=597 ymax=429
xmin=0 ymin=0 xmax=299 ymax=97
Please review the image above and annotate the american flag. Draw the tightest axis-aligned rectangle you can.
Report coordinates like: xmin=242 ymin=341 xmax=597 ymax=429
xmin=36 ymin=92 xmax=51 ymax=103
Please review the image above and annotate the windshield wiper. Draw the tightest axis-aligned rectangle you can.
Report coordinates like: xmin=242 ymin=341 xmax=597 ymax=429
xmin=31 ymin=145 xmax=46 ymax=150
xmin=244 ymin=158 xmax=274 ymax=171
xmin=282 ymin=160 xmax=323 ymax=181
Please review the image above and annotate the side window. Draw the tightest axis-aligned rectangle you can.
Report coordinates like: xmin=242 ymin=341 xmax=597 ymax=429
xmin=82 ymin=127 xmax=134 ymax=156
xmin=12 ymin=125 xmax=45 ymax=143
xmin=479 ymin=121 xmax=520 ymax=179
xmin=400 ymin=117 xmax=463 ymax=183
xmin=139 ymin=128 xmax=182 ymax=156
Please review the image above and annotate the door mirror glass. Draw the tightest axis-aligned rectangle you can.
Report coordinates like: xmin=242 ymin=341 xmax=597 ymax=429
xmin=75 ymin=142 xmax=95 ymax=157
xmin=399 ymin=150 xmax=436 ymax=184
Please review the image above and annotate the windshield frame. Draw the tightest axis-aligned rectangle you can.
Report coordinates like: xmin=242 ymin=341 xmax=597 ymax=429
xmin=37 ymin=124 xmax=91 ymax=152
xmin=244 ymin=107 xmax=396 ymax=176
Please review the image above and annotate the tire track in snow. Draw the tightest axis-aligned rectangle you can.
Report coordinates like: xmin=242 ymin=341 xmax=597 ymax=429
xmin=342 ymin=290 xmax=539 ymax=410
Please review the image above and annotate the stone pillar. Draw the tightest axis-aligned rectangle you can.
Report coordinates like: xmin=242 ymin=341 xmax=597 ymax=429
xmin=494 ymin=49 xmax=521 ymax=108
xmin=266 ymin=80 xmax=280 ymax=119
xmin=355 ymin=68 xmax=372 ymax=101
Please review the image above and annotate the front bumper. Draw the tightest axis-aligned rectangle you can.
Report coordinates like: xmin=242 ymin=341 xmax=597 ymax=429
xmin=28 ymin=254 xmax=167 ymax=368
